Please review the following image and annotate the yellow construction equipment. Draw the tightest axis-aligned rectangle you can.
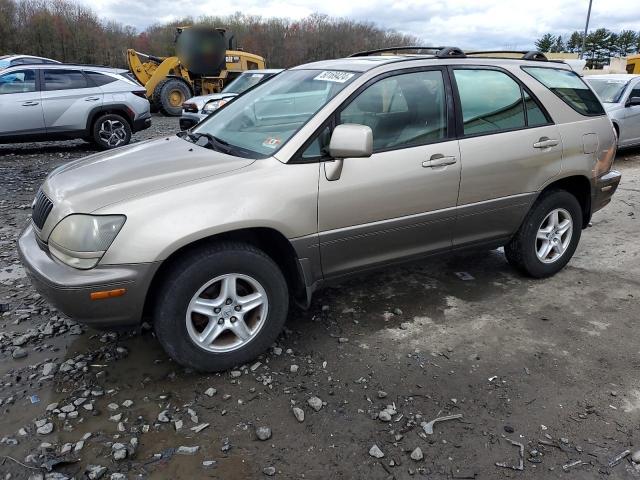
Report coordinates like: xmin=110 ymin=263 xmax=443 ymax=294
xmin=627 ymin=55 xmax=640 ymax=74
xmin=127 ymin=26 xmax=266 ymax=116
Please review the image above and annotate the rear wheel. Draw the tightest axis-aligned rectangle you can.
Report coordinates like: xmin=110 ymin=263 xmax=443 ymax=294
xmin=153 ymin=78 xmax=191 ymax=116
xmin=504 ymin=190 xmax=582 ymax=278
xmin=91 ymin=113 xmax=131 ymax=150
xmin=153 ymin=243 xmax=289 ymax=372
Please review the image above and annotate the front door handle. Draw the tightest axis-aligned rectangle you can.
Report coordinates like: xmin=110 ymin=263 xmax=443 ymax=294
xmin=84 ymin=97 xmax=100 ymax=102
xmin=22 ymin=101 xmax=39 ymax=106
xmin=533 ymin=137 xmax=559 ymax=149
xmin=422 ymin=154 xmax=457 ymax=168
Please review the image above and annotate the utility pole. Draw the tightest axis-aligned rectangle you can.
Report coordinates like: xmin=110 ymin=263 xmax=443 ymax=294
xmin=580 ymin=0 xmax=593 ymax=59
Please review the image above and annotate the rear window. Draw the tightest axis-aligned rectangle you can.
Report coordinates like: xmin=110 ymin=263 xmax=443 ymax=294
xmin=85 ymin=71 xmax=117 ymax=86
xmin=522 ymin=67 xmax=605 ymax=116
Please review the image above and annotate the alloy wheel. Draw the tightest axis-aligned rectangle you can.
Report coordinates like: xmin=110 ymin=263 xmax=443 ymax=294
xmin=185 ymin=273 xmax=268 ymax=353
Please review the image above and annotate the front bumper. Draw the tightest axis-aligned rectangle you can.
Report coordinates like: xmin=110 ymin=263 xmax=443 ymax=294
xmin=132 ymin=114 xmax=152 ymax=133
xmin=592 ymin=170 xmax=622 ymax=214
xmin=179 ymin=112 xmax=206 ymax=130
xmin=18 ymin=223 xmax=159 ymax=327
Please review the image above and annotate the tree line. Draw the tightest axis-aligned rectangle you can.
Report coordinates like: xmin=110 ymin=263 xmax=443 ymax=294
xmin=535 ymin=29 xmax=640 ymax=68
xmin=0 ymin=0 xmax=418 ymax=68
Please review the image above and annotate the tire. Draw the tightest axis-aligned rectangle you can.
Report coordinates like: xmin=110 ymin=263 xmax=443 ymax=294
xmin=153 ymin=242 xmax=289 ymax=372
xmin=504 ymin=190 xmax=582 ymax=278
xmin=152 ymin=78 xmax=191 ymax=116
xmin=91 ymin=113 xmax=132 ymax=150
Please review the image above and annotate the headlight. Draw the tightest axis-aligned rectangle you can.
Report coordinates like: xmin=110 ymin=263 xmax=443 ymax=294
xmin=202 ymin=99 xmax=228 ymax=113
xmin=48 ymin=214 xmax=126 ymax=269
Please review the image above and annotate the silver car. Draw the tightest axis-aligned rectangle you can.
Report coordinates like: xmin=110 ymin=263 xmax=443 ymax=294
xmin=585 ymin=74 xmax=640 ymax=148
xmin=179 ymin=69 xmax=282 ymax=130
xmin=0 ymin=54 xmax=60 ymax=69
xmin=0 ymin=64 xmax=151 ymax=149
xmin=19 ymin=48 xmax=621 ymax=372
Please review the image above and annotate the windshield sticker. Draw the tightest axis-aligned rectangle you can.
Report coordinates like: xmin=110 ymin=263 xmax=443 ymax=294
xmin=314 ymin=71 xmax=355 ymax=83
xmin=262 ymin=137 xmax=282 ymax=149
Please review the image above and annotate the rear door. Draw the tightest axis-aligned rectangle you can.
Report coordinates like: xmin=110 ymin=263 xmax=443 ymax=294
xmin=41 ymin=68 xmax=103 ymax=133
xmin=620 ymin=81 xmax=640 ymax=146
xmin=0 ymin=68 xmax=44 ymax=137
xmin=451 ymin=67 xmax=562 ymax=247
xmin=316 ymin=68 xmax=461 ymax=277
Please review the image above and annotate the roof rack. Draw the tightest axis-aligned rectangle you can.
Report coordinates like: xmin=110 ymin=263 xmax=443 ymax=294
xmin=465 ymin=50 xmax=548 ymax=61
xmin=349 ymin=46 xmax=466 ymax=59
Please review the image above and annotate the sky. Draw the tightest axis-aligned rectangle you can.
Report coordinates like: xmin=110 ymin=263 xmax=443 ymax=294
xmin=82 ymin=0 xmax=640 ymax=50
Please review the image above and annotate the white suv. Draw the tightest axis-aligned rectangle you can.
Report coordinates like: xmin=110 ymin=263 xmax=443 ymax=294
xmin=0 ymin=64 xmax=151 ymax=149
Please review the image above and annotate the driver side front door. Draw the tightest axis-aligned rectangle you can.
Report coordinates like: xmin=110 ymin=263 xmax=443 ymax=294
xmin=316 ymin=68 xmax=461 ymax=278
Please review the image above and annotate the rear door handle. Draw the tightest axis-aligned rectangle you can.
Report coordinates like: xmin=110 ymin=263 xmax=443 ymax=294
xmin=84 ymin=97 xmax=100 ymax=102
xmin=533 ymin=137 xmax=559 ymax=149
xmin=422 ymin=155 xmax=457 ymax=168
xmin=22 ymin=101 xmax=39 ymax=106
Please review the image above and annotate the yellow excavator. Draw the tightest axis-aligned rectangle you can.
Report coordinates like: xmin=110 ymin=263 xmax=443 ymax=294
xmin=627 ymin=54 xmax=640 ymax=74
xmin=127 ymin=26 xmax=266 ymax=116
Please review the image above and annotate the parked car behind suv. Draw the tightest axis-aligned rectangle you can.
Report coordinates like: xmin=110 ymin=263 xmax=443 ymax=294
xmin=0 ymin=54 xmax=60 ymax=69
xmin=179 ymin=69 xmax=283 ymax=130
xmin=19 ymin=47 xmax=621 ymax=372
xmin=0 ymin=64 xmax=151 ymax=149
xmin=584 ymin=74 xmax=640 ymax=148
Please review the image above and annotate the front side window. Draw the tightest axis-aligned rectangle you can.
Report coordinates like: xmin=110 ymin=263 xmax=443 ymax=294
xmin=629 ymin=85 xmax=640 ymax=101
xmin=191 ymin=69 xmax=359 ymax=158
xmin=585 ymin=78 xmax=629 ymax=103
xmin=43 ymin=69 xmax=89 ymax=91
xmin=339 ymin=70 xmax=447 ymax=151
xmin=0 ymin=69 xmax=36 ymax=94
xmin=454 ymin=69 xmax=525 ymax=135
xmin=523 ymin=67 xmax=605 ymax=116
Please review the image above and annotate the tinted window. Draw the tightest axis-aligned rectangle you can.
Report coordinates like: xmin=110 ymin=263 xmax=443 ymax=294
xmin=85 ymin=71 xmax=117 ymax=86
xmin=524 ymin=91 xmax=549 ymax=127
xmin=339 ymin=70 xmax=447 ymax=151
xmin=523 ymin=67 xmax=605 ymax=116
xmin=630 ymin=86 xmax=640 ymax=101
xmin=454 ymin=69 xmax=525 ymax=135
xmin=44 ymin=69 xmax=89 ymax=91
xmin=0 ymin=69 xmax=37 ymax=94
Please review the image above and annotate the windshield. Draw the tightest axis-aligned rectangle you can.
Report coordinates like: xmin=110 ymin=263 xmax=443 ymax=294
xmin=0 ymin=59 xmax=10 ymax=69
xmin=585 ymin=78 xmax=629 ymax=103
xmin=190 ymin=69 xmax=360 ymax=158
xmin=223 ymin=72 xmax=272 ymax=94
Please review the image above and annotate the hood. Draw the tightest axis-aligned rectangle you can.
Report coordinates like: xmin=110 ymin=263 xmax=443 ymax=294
xmin=43 ymin=135 xmax=254 ymax=215
xmin=603 ymin=102 xmax=624 ymax=114
xmin=188 ymin=92 xmax=238 ymax=110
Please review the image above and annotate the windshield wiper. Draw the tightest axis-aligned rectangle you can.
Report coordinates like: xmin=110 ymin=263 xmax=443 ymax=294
xmin=189 ymin=132 xmax=234 ymax=154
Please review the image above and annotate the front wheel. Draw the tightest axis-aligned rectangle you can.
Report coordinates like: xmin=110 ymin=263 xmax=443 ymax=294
xmin=153 ymin=243 xmax=289 ymax=372
xmin=505 ymin=190 xmax=582 ymax=278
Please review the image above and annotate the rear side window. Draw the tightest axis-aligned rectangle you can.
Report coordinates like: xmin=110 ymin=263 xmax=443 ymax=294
xmin=85 ymin=71 xmax=117 ymax=86
xmin=523 ymin=67 xmax=605 ymax=116
xmin=43 ymin=69 xmax=89 ymax=91
xmin=454 ymin=69 xmax=525 ymax=135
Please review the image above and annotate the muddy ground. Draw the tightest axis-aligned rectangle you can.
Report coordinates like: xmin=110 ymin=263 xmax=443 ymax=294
xmin=1 ymin=116 xmax=640 ymax=480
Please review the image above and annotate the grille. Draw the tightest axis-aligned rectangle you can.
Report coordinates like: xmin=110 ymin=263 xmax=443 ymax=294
xmin=32 ymin=190 xmax=53 ymax=230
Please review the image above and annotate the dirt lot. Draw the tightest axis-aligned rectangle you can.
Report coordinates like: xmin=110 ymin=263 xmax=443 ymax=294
xmin=1 ymin=116 xmax=640 ymax=480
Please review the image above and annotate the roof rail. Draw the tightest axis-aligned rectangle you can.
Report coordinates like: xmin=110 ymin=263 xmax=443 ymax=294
xmin=349 ymin=46 xmax=466 ymax=58
xmin=465 ymin=50 xmax=548 ymax=61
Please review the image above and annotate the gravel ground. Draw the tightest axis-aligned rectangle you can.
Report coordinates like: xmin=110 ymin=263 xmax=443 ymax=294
xmin=1 ymin=115 xmax=640 ymax=479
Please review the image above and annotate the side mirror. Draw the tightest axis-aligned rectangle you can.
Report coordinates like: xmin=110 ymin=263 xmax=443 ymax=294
xmin=329 ymin=124 xmax=373 ymax=159
xmin=627 ymin=96 xmax=640 ymax=107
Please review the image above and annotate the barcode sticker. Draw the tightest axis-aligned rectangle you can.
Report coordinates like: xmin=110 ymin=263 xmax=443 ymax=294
xmin=314 ymin=71 xmax=355 ymax=83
